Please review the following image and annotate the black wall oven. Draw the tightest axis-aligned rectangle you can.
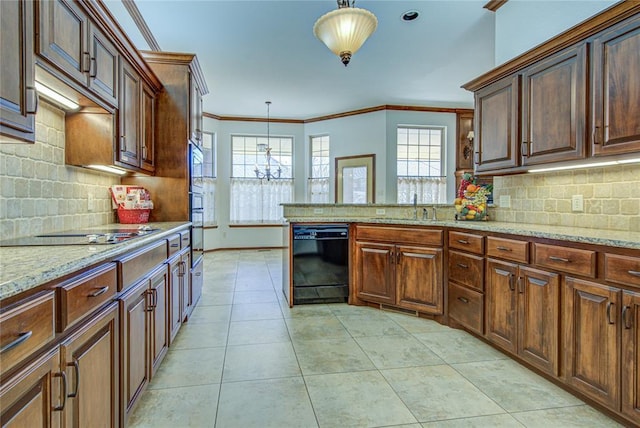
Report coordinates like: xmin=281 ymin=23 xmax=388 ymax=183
xmin=189 ymin=143 xmax=204 ymax=266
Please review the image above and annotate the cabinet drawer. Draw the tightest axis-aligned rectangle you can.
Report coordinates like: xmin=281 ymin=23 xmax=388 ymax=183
xmin=448 ymin=251 xmax=484 ymax=292
xmin=57 ymin=263 xmax=117 ymax=332
xmin=180 ymin=230 xmax=190 ymax=248
xmin=448 ymin=282 xmax=483 ymax=336
xmin=533 ymin=243 xmax=596 ymax=278
xmin=449 ymin=231 xmax=484 ymax=255
xmin=604 ymin=253 xmax=640 ymax=288
xmin=486 ymin=236 xmax=529 ymax=263
xmin=167 ymin=234 xmax=181 ymax=257
xmin=356 ymin=225 xmax=443 ymax=246
xmin=118 ymin=240 xmax=168 ymax=291
xmin=0 ymin=291 xmax=55 ymax=374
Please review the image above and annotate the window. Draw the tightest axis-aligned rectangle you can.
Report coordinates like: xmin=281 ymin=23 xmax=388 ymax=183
xmin=308 ymin=135 xmax=330 ymax=203
xmin=397 ymin=126 xmax=447 ymax=204
xmin=230 ymin=134 xmax=294 ymax=222
xmin=201 ymin=132 xmax=216 ymax=225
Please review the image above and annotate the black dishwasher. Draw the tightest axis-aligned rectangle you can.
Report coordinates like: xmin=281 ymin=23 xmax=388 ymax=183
xmin=292 ymin=224 xmax=349 ymax=304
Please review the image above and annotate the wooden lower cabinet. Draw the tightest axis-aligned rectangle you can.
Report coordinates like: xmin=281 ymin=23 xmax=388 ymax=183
xmin=486 ymin=259 xmax=560 ymax=376
xmin=60 ymin=302 xmax=119 ymax=428
xmin=622 ymin=290 xmax=640 ymax=421
xmin=167 ymin=254 xmax=182 ymax=345
xmin=355 ymin=242 xmax=394 ymax=305
xmin=180 ymin=250 xmax=191 ymax=322
xmin=395 ymin=245 xmax=443 ymax=313
xmin=0 ymin=347 xmax=63 ymax=427
xmin=149 ymin=266 xmax=169 ymax=377
xmin=563 ymin=277 xmax=620 ymax=409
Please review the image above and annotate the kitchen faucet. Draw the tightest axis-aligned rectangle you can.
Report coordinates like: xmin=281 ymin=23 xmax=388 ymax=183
xmin=413 ymin=193 xmax=417 ymax=220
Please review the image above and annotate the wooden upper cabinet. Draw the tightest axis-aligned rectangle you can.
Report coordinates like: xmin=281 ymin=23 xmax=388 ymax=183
xmin=521 ymin=44 xmax=587 ymax=166
xmin=118 ymin=61 xmax=141 ymax=169
xmin=141 ymin=82 xmax=156 ymax=172
xmin=591 ymin=15 xmax=640 ymax=156
xmin=87 ymin=23 xmax=118 ymax=106
xmin=0 ymin=0 xmax=37 ymax=143
xmin=474 ymin=75 xmax=520 ymax=172
xmin=190 ymin=76 xmax=203 ymax=146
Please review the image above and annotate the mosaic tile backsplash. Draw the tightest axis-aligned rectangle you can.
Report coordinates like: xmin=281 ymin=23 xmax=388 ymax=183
xmin=1 ymin=103 xmax=118 ymax=240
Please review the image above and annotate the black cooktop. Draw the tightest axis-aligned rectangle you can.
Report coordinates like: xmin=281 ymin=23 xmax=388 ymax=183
xmin=0 ymin=227 xmax=160 ymax=247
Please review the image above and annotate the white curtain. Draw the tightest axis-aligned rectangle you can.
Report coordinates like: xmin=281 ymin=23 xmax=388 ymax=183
xmin=397 ymin=177 xmax=447 ymax=204
xmin=202 ymin=177 xmax=216 ymax=226
xmin=308 ymin=178 xmax=330 ymax=203
xmin=230 ymin=178 xmax=293 ymax=222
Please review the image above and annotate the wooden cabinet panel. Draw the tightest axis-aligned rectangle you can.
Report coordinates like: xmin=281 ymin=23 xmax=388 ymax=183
xmin=604 ymin=253 xmax=640 ymax=288
xmin=448 ymin=251 xmax=484 ymax=292
xmin=118 ymin=60 xmax=141 ymax=168
xmin=149 ymin=266 xmax=168 ymax=377
xmin=396 ymin=246 xmax=443 ymax=314
xmin=180 ymin=250 xmax=192 ymax=321
xmin=485 ymin=259 xmax=518 ymax=354
xmin=0 ymin=291 xmax=55 ymax=375
xmin=521 ymin=44 xmax=587 ymax=165
xmin=448 ymin=282 xmax=483 ymax=335
xmin=190 ymin=78 xmax=203 ymax=145
xmin=622 ymin=290 xmax=640 ymax=420
xmin=355 ymin=242 xmax=394 ymax=305
xmin=563 ymin=277 xmax=620 ymax=409
xmin=60 ymin=303 xmax=118 ymax=428
xmin=486 ymin=236 xmax=529 ymax=263
xmin=87 ymin=23 xmax=118 ymax=106
xmin=0 ymin=347 xmax=62 ymax=428
xmin=356 ymin=226 xmax=442 ymax=247
xmin=517 ymin=266 xmax=560 ymax=376
xmin=117 ymin=240 xmax=167 ymax=292
xmin=592 ymin=15 xmax=640 ymax=156
xmin=167 ymin=255 xmax=182 ymax=345
xmin=533 ymin=243 xmax=596 ymax=278
xmin=474 ymin=75 xmax=520 ymax=172
xmin=191 ymin=256 xmax=204 ymax=309
xmin=456 ymin=111 xmax=474 ymax=171
xmin=448 ymin=231 xmax=484 ymax=255
xmin=140 ymin=82 xmax=155 ymax=172
xmin=0 ymin=0 xmax=36 ymax=142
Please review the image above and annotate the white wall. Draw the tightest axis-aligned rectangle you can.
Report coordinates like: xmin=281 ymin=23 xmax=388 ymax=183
xmin=494 ymin=0 xmax=616 ymax=65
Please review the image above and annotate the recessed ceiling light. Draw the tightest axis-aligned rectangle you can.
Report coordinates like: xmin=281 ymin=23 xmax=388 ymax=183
xmin=401 ymin=10 xmax=420 ymax=22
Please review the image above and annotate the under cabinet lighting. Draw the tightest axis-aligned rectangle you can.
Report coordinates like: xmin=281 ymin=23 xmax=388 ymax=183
xmin=87 ymin=165 xmax=128 ymax=175
xmin=35 ymin=82 xmax=80 ymax=111
xmin=528 ymin=158 xmax=640 ymax=173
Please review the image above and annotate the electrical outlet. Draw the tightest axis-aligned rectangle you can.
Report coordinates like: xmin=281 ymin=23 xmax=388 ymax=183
xmin=499 ymin=195 xmax=511 ymax=208
xmin=87 ymin=193 xmax=95 ymax=211
xmin=376 ymin=209 xmax=385 ymax=215
xmin=313 ymin=208 xmax=324 ymax=214
xmin=572 ymin=194 xmax=584 ymax=212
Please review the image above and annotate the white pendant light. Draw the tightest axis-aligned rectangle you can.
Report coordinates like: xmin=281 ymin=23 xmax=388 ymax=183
xmin=313 ymin=1 xmax=378 ymax=66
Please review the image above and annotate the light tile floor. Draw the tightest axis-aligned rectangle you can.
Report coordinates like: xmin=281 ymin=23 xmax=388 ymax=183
xmin=128 ymin=250 xmax=622 ymax=428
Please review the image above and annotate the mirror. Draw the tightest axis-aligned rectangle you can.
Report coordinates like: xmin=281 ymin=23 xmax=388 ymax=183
xmin=335 ymin=154 xmax=375 ymax=203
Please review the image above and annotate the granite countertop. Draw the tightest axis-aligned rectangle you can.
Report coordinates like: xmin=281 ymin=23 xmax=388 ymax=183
xmin=284 ymin=217 xmax=640 ymax=250
xmin=0 ymin=222 xmax=190 ymax=301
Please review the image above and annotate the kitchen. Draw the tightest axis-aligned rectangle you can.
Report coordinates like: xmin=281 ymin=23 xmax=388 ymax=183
xmin=1 ymin=0 xmax=640 ymax=427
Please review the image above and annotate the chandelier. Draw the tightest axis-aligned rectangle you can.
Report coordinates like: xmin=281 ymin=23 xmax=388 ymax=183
xmin=254 ymin=101 xmax=281 ymax=181
xmin=313 ymin=0 xmax=378 ymax=66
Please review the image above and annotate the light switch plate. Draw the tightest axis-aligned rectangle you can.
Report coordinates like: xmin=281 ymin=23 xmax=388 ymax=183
xmin=313 ymin=208 xmax=324 ymax=214
xmin=572 ymin=194 xmax=584 ymax=212
xmin=499 ymin=195 xmax=511 ymax=208
xmin=376 ymin=209 xmax=385 ymax=215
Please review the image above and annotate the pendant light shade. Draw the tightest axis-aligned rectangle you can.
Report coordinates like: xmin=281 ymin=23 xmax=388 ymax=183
xmin=313 ymin=2 xmax=378 ymax=66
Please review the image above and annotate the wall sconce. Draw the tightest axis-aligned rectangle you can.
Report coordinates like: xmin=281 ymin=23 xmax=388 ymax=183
xmin=463 ymin=131 xmax=475 ymax=160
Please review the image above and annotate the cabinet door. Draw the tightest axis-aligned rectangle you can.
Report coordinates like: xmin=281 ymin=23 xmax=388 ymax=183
xmin=517 ymin=266 xmax=560 ymax=376
xmin=622 ymin=290 xmax=640 ymax=420
xmin=140 ymin=82 xmax=155 ymax=173
xmin=485 ymin=259 xmax=518 ymax=354
xmin=396 ymin=245 xmax=443 ymax=314
xmin=521 ymin=44 xmax=587 ymax=166
xmin=167 ymin=257 xmax=182 ymax=345
xmin=87 ymin=23 xmax=118 ymax=106
xmin=191 ymin=255 xmax=203 ymax=308
xmin=119 ymin=279 xmax=150 ymax=414
xmin=474 ymin=75 xmax=520 ymax=172
xmin=149 ymin=266 xmax=168 ymax=377
xmin=36 ymin=0 xmax=88 ymax=84
xmin=355 ymin=242 xmax=394 ymax=305
xmin=180 ymin=251 xmax=192 ymax=321
xmin=118 ymin=61 xmax=141 ymax=168
xmin=0 ymin=347 xmax=62 ymax=428
xmin=61 ymin=303 xmax=118 ymax=428
xmin=190 ymin=78 xmax=202 ymax=145
xmin=563 ymin=277 xmax=620 ymax=409
xmin=0 ymin=0 xmax=36 ymax=142
xmin=592 ymin=16 xmax=640 ymax=156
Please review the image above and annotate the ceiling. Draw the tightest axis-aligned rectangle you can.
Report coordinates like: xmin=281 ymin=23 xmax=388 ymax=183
xmin=105 ymin=1 xmax=497 ymax=120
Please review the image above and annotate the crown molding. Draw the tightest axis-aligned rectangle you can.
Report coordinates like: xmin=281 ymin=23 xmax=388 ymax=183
xmin=121 ymin=0 xmax=161 ymax=51
xmin=483 ymin=0 xmax=508 ymax=13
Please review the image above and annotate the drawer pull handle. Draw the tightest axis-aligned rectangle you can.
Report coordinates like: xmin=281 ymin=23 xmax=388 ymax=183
xmin=518 ymin=276 xmax=524 ymax=294
xmin=89 ymin=286 xmax=109 ymax=297
xmin=622 ymin=306 xmax=632 ymax=330
xmin=456 ymin=263 xmax=469 ymax=269
xmin=195 ymin=272 xmax=202 ymax=277
xmin=606 ymin=302 xmax=615 ymax=325
xmin=0 ymin=331 xmax=33 ymax=354
xmin=170 ymin=243 xmax=180 ymax=248
xmin=457 ymin=239 xmax=469 ymax=244
xmin=457 ymin=296 xmax=469 ymax=304
xmin=549 ymin=256 xmax=570 ymax=263
xmin=628 ymin=270 xmax=640 ymax=277
xmin=53 ymin=371 xmax=67 ymax=411
xmin=496 ymin=246 xmax=512 ymax=252
xmin=508 ymin=274 xmax=515 ymax=291
xmin=68 ymin=360 xmax=80 ymax=398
